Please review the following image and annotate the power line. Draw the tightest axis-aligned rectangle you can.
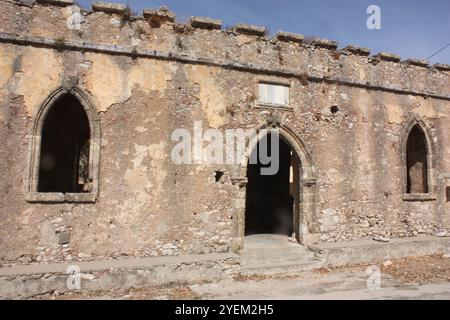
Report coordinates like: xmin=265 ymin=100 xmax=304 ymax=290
xmin=427 ymin=42 xmax=450 ymax=59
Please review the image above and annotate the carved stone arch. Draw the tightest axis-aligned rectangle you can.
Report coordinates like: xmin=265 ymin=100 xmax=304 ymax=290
xmin=401 ymin=114 xmax=436 ymax=200
xmin=25 ymin=87 xmax=101 ymax=203
xmin=236 ymin=123 xmax=317 ymax=181
xmin=232 ymin=122 xmax=318 ymax=250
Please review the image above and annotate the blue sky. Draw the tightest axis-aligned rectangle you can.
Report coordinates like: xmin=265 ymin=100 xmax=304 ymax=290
xmin=78 ymin=0 xmax=450 ymax=64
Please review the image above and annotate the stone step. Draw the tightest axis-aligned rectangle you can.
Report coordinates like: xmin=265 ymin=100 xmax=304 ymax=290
xmin=241 ymin=253 xmax=317 ymax=266
xmin=240 ymin=259 xmax=320 ymax=275
xmin=241 ymin=258 xmax=318 ymax=268
xmin=240 ymin=250 xmax=318 ymax=274
xmin=242 ymin=243 xmax=316 ymax=256
xmin=239 ymin=234 xmax=320 ymax=275
xmin=241 ymin=246 xmax=315 ymax=255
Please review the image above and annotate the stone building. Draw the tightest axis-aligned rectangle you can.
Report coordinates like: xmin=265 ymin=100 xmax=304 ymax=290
xmin=0 ymin=0 xmax=449 ymax=274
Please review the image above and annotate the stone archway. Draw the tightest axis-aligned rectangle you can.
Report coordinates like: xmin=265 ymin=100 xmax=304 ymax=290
xmin=401 ymin=115 xmax=436 ymax=200
xmin=24 ymin=87 xmax=101 ymax=203
xmin=231 ymin=123 xmax=317 ymax=251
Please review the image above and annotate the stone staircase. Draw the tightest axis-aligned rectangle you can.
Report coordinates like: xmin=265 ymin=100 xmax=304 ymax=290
xmin=239 ymin=234 xmax=320 ymax=275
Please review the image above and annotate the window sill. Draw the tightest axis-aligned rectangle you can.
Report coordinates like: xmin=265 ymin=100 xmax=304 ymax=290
xmin=254 ymin=103 xmax=293 ymax=111
xmin=403 ymin=193 xmax=437 ymax=201
xmin=25 ymin=192 xmax=97 ymax=203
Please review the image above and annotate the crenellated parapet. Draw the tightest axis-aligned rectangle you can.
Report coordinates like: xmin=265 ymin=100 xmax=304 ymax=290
xmin=2 ymin=0 xmax=449 ymax=100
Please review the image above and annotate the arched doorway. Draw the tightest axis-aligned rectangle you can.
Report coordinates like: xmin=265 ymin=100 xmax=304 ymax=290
xmin=245 ymin=132 xmax=300 ymax=237
xmin=232 ymin=125 xmax=317 ymax=251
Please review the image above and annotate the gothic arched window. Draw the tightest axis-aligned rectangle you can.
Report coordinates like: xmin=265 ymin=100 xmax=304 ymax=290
xmin=25 ymin=88 xmax=100 ymax=203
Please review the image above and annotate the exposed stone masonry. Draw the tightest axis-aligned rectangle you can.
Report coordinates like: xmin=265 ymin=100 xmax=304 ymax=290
xmin=0 ymin=0 xmax=449 ymax=270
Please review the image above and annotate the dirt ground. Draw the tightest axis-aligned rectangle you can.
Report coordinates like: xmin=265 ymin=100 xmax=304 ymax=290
xmin=33 ymin=254 xmax=450 ymax=300
xmin=313 ymin=254 xmax=450 ymax=284
xmin=380 ymin=255 xmax=450 ymax=284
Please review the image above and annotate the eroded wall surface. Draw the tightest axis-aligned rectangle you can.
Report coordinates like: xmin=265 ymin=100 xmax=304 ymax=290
xmin=0 ymin=0 xmax=449 ymax=266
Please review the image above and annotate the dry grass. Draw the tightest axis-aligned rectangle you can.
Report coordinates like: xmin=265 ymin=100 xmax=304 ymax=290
xmin=313 ymin=254 xmax=450 ymax=285
xmin=381 ymin=254 xmax=450 ymax=284
xmin=233 ymin=273 xmax=300 ymax=282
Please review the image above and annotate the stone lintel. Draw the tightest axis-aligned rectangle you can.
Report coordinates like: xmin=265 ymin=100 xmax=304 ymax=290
xmin=375 ymin=52 xmax=401 ymax=62
xmin=341 ymin=45 xmax=371 ymax=56
xmin=143 ymin=7 xmax=176 ymax=23
xmin=434 ymin=63 xmax=450 ymax=71
xmin=311 ymin=38 xmax=339 ymax=50
xmin=189 ymin=16 xmax=222 ymax=30
xmin=276 ymin=31 xmax=304 ymax=44
xmin=37 ymin=0 xmax=73 ymax=5
xmin=233 ymin=23 xmax=267 ymax=37
xmin=402 ymin=58 xmax=429 ymax=67
xmin=92 ymin=2 xmax=127 ymax=14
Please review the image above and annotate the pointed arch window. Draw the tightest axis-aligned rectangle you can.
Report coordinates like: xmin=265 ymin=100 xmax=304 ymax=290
xmin=25 ymin=88 xmax=100 ymax=203
xmin=403 ymin=120 xmax=436 ymax=201
xmin=406 ymin=124 xmax=428 ymax=193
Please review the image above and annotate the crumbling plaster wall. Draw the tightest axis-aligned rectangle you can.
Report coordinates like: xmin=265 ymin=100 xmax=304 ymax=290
xmin=0 ymin=0 xmax=449 ymax=266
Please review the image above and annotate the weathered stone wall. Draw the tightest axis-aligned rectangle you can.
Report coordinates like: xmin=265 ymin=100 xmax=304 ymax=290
xmin=0 ymin=0 xmax=449 ymax=266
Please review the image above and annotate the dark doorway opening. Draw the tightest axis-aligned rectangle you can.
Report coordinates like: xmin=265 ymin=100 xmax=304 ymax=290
xmin=38 ymin=94 xmax=90 ymax=193
xmin=406 ymin=124 xmax=428 ymax=194
xmin=245 ymin=133 xmax=299 ymax=237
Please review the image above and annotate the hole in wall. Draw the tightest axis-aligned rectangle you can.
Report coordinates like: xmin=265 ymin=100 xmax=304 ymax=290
xmin=330 ymin=106 xmax=339 ymax=114
xmin=446 ymin=187 xmax=450 ymax=202
xmin=214 ymin=170 xmax=224 ymax=182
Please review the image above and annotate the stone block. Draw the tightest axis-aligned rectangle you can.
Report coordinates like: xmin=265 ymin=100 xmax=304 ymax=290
xmin=341 ymin=45 xmax=371 ymax=56
xmin=311 ymin=38 xmax=338 ymax=49
xmin=276 ymin=31 xmax=304 ymax=43
xmin=189 ymin=16 xmax=222 ymax=30
xmin=233 ymin=23 xmax=267 ymax=36
xmin=402 ymin=58 xmax=429 ymax=67
xmin=92 ymin=2 xmax=127 ymax=14
xmin=374 ymin=52 xmax=401 ymax=62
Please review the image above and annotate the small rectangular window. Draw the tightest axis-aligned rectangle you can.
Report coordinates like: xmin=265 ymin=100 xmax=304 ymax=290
xmin=446 ymin=187 xmax=450 ymax=202
xmin=258 ymin=83 xmax=289 ymax=107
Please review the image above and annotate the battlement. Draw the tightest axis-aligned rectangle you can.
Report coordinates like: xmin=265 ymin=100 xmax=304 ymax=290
xmin=1 ymin=0 xmax=447 ymax=100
